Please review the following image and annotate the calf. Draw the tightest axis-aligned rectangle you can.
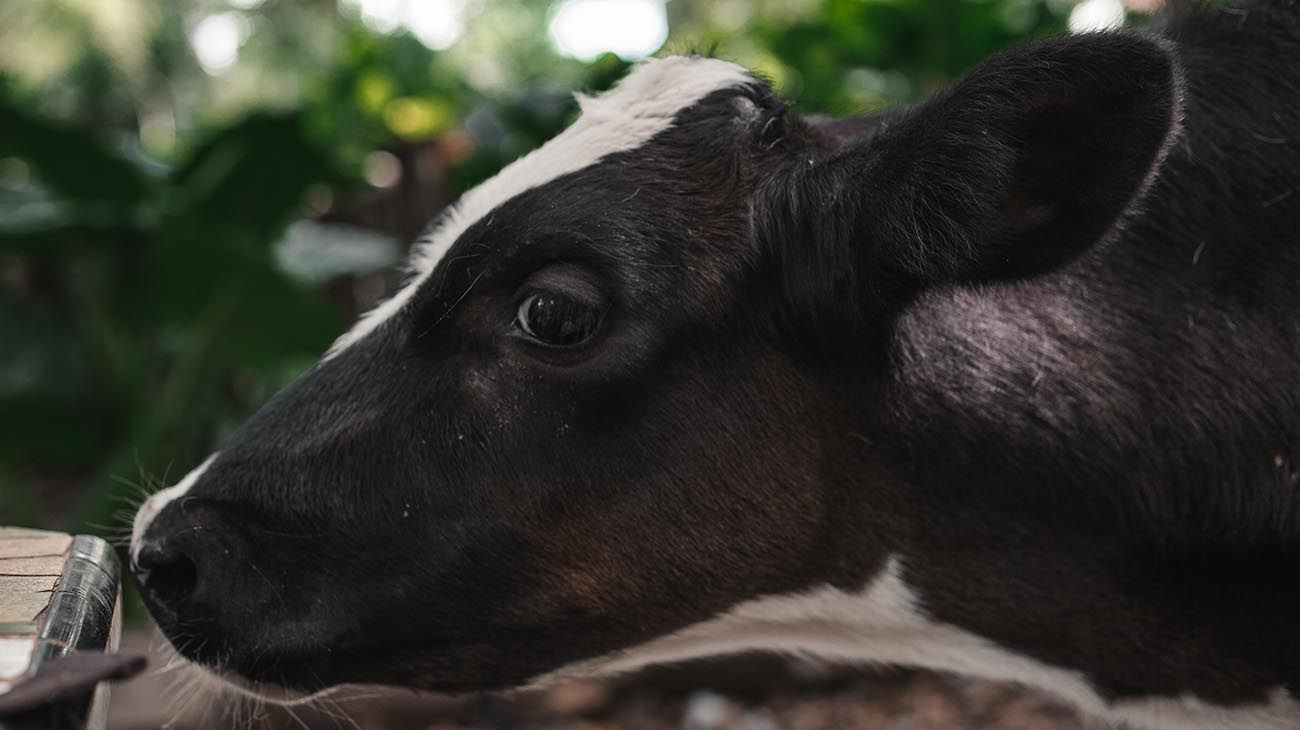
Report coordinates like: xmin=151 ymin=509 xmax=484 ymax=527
xmin=130 ymin=3 xmax=1300 ymax=728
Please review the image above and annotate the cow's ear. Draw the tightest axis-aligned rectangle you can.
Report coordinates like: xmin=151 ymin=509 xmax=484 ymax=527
xmin=763 ymin=33 xmax=1180 ymax=353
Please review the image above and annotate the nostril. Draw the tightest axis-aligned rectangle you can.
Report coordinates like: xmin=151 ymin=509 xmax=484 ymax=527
xmin=135 ymin=540 xmax=199 ymax=613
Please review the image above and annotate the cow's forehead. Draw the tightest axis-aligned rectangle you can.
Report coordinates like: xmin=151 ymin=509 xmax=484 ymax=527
xmin=325 ymin=56 xmax=753 ymax=358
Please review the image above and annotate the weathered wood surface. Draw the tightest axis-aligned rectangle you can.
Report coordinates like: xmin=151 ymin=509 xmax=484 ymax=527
xmin=0 ymin=527 xmax=71 ymax=692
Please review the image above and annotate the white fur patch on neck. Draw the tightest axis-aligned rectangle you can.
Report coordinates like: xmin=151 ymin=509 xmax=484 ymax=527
xmin=535 ymin=556 xmax=1299 ymax=730
xmin=324 ymin=56 xmax=752 ymax=358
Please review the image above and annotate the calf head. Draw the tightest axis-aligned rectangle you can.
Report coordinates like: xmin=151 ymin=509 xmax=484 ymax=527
xmin=131 ymin=34 xmax=1183 ymax=701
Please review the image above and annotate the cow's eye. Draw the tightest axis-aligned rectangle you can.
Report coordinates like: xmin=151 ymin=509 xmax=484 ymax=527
xmin=515 ymin=291 xmax=602 ymax=348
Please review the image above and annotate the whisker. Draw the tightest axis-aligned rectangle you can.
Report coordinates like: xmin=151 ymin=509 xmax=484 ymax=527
xmin=281 ymin=701 xmax=314 ymax=730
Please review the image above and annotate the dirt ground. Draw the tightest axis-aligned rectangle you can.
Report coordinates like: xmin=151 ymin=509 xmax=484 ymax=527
xmin=107 ymin=629 xmax=1103 ymax=730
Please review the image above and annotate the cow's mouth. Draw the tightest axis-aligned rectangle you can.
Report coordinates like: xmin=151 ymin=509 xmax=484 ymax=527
xmin=150 ymin=625 xmax=338 ymax=700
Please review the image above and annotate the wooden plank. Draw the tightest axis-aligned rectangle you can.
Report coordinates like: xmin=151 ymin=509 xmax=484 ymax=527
xmin=0 ymin=592 xmax=49 ymax=625
xmin=0 ymin=527 xmax=64 ymax=540
xmin=0 ymin=555 xmax=65 ymax=577
xmin=0 ymin=531 xmax=65 ymax=633
xmin=0 ymin=534 xmax=73 ymax=561
xmin=0 ymin=576 xmax=58 ymax=593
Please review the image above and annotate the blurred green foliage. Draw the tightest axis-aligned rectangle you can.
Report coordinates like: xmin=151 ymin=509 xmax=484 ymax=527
xmin=0 ymin=0 xmax=1103 ymax=535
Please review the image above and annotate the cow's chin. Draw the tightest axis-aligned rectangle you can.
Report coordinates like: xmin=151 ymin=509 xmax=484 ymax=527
xmin=180 ymin=659 xmax=328 ymax=707
xmin=215 ymin=668 xmax=322 ymax=706
xmin=155 ymin=635 xmax=346 ymax=711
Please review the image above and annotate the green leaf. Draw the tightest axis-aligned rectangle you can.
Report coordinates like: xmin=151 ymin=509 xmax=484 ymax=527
xmin=168 ymin=112 xmax=335 ymax=245
xmin=0 ymin=99 xmax=150 ymax=209
xmin=0 ymin=292 xmax=103 ymax=466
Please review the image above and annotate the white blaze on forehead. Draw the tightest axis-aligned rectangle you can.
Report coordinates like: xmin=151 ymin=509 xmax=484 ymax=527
xmin=130 ymin=453 xmax=218 ymax=569
xmin=324 ymin=56 xmax=753 ymax=359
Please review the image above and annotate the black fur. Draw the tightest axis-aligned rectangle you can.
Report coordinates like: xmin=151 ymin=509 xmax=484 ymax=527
xmin=132 ymin=0 xmax=1300 ymax=718
xmin=762 ymin=34 xmax=1180 ymax=357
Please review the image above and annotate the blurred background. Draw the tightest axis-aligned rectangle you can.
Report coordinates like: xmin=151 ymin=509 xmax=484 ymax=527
xmin=0 ymin=0 xmax=1154 ymax=727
